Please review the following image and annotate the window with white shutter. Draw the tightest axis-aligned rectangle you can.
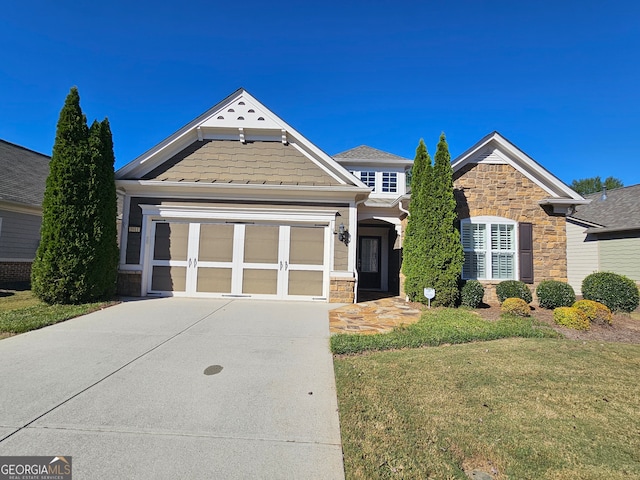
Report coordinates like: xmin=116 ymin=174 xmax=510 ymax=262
xmin=461 ymin=218 xmax=517 ymax=280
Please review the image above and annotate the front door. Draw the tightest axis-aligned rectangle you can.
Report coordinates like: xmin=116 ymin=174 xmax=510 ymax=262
xmin=358 ymin=236 xmax=381 ymax=290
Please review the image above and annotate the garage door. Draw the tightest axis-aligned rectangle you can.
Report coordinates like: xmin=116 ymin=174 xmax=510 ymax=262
xmin=147 ymin=221 xmax=328 ymax=300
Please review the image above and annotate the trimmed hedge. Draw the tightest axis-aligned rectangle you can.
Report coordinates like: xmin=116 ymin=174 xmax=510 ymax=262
xmin=573 ymin=299 xmax=612 ymax=326
xmin=582 ymin=272 xmax=639 ymax=313
xmin=536 ymin=280 xmax=576 ymax=309
xmin=553 ymin=307 xmax=590 ymax=331
xmin=461 ymin=280 xmax=484 ymax=308
xmin=496 ymin=280 xmax=532 ymax=304
xmin=501 ymin=297 xmax=531 ymax=317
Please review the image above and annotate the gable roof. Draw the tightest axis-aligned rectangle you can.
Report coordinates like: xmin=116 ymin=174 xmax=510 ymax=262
xmin=568 ymin=184 xmax=640 ymax=233
xmin=116 ymin=89 xmax=367 ymax=192
xmin=0 ymin=139 xmax=50 ymax=208
xmin=334 ymin=145 xmax=413 ymax=169
xmin=451 ymin=131 xmax=588 ymax=212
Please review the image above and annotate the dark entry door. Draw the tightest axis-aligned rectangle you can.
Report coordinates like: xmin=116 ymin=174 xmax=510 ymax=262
xmin=358 ymin=236 xmax=381 ymax=289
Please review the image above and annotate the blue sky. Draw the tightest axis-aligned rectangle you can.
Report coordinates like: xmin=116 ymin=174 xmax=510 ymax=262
xmin=1 ymin=1 xmax=639 ymax=186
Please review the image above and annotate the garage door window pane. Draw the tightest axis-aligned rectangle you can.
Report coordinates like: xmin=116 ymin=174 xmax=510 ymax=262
xmin=199 ymin=224 xmax=234 ymax=262
xmin=289 ymin=227 xmax=324 ymax=265
xmin=153 ymin=223 xmax=188 ymax=261
xmin=288 ymin=271 xmax=323 ymax=296
xmin=151 ymin=266 xmax=186 ymax=292
xmin=243 ymin=269 xmax=278 ymax=294
xmin=244 ymin=225 xmax=279 ymax=263
xmin=197 ymin=268 xmax=232 ymax=293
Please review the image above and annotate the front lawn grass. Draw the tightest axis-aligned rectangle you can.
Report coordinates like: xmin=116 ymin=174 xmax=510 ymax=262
xmin=0 ymin=290 xmax=116 ymax=337
xmin=330 ymin=308 xmax=559 ymax=354
xmin=334 ymin=338 xmax=640 ymax=479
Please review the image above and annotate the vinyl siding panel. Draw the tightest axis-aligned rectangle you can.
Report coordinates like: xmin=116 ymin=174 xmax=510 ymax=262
xmin=566 ymin=220 xmax=599 ymax=296
xmin=0 ymin=209 xmax=42 ymax=260
xmin=598 ymin=235 xmax=640 ymax=282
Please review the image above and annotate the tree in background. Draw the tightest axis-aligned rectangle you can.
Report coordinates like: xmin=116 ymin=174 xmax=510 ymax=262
xmin=32 ymin=87 xmax=119 ymax=304
xmin=402 ymin=139 xmax=431 ymax=302
xmin=402 ymin=134 xmax=463 ymax=306
xmin=571 ymin=176 xmax=623 ymax=196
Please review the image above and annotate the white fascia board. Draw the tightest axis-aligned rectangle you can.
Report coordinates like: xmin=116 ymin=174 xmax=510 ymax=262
xmin=337 ymin=158 xmax=414 ymax=170
xmin=139 ymin=204 xmax=339 ymax=223
xmin=452 ymin=132 xmax=585 ymax=201
xmin=116 ymin=180 xmax=370 ymax=202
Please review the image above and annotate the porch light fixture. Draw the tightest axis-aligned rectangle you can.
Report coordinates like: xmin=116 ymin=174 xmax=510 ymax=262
xmin=336 ymin=222 xmax=350 ymax=246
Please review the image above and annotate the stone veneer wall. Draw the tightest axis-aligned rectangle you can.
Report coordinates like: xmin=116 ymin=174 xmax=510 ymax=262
xmin=117 ymin=271 xmax=142 ymax=297
xmin=329 ymin=278 xmax=355 ymax=303
xmin=453 ymin=163 xmax=568 ymax=305
xmin=0 ymin=261 xmax=32 ymax=285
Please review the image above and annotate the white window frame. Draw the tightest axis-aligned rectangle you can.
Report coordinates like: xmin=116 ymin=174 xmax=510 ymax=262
xmin=381 ymin=172 xmax=398 ymax=193
xmin=461 ymin=216 xmax=518 ymax=281
xmin=350 ymin=169 xmax=405 ymax=195
xmin=359 ymin=171 xmax=376 ymax=188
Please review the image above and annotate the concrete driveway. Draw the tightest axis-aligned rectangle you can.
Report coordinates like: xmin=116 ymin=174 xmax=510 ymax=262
xmin=0 ymin=298 xmax=344 ymax=479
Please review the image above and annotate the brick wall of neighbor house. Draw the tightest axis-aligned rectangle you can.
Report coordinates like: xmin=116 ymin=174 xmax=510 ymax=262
xmin=330 ymin=278 xmax=355 ymax=303
xmin=0 ymin=261 xmax=32 ymax=285
xmin=453 ymin=163 xmax=568 ymax=305
xmin=117 ymin=271 xmax=142 ymax=297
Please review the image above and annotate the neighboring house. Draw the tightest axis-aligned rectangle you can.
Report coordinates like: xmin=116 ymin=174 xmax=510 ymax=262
xmin=566 ymin=184 xmax=640 ymax=295
xmin=0 ymin=140 xmax=50 ymax=285
xmin=115 ymin=90 xmax=587 ymax=304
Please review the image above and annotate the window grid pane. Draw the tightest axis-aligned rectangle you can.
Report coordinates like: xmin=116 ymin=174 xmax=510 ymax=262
xmin=463 ymin=252 xmax=486 ymax=278
xmin=492 ymin=253 xmax=514 ymax=279
xmin=382 ymin=172 xmax=397 ymax=192
xmin=360 ymin=171 xmax=375 ymax=188
xmin=491 ymin=224 xmax=514 ymax=251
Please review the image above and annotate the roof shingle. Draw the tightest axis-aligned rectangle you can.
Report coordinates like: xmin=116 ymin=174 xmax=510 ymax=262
xmin=568 ymin=184 xmax=640 ymax=230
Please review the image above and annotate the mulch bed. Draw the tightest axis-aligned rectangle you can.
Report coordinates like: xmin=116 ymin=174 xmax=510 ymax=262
xmin=473 ymin=304 xmax=640 ymax=344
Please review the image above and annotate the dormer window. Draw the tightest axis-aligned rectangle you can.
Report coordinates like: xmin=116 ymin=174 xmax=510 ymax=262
xmin=360 ymin=171 xmax=376 ymax=188
xmin=382 ymin=172 xmax=397 ymax=193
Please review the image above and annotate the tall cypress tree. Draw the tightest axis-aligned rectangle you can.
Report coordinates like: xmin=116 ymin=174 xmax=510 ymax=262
xmin=32 ymin=87 xmax=118 ymax=303
xmin=402 ymin=139 xmax=432 ymax=302
xmin=427 ymin=133 xmax=464 ymax=307
xmin=87 ymin=118 xmax=119 ymax=299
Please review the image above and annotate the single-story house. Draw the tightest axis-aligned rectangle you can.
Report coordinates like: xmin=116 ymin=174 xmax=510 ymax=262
xmin=566 ymin=184 xmax=640 ymax=295
xmin=0 ymin=140 xmax=50 ymax=286
xmin=115 ymin=89 xmax=588 ymax=304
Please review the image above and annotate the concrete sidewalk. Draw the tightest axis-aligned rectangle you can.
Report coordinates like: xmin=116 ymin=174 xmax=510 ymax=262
xmin=0 ymin=298 xmax=344 ymax=479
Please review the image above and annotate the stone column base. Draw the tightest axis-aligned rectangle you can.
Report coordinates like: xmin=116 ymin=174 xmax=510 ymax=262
xmin=329 ymin=277 xmax=355 ymax=303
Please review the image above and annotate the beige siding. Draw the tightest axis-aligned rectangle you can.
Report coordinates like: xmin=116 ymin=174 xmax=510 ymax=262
xmin=599 ymin=235 xmax=640 ymax=282
xmin=566 ymin=220 xmax=599 ymax=295
xmin=0 ymin=209 xmax=41 ymax=260
xmin=141 ymin=140 xmax=338 ymax=186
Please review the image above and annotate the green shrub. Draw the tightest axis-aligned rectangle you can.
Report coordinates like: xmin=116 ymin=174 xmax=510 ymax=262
xmin=536 ymin=280 xmax=576 ymax=309
xmin=582 ymin=272 xmax=639 ymax=313
xmin=553 ymin=307 xmax=590 ymax=331
xmin=573 ymin=299 xmax=612 ymax=326
xmin=501 ymin=297 xmax=531 ymax=317
xmin=496 ymin=280 xmax=532 ymax=304
xmin=460 ymin=280 xmax=484 ymax=308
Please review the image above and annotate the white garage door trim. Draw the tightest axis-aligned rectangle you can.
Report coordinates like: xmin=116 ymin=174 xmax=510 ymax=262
xmin=139 ymin=205 xmax=336 ymax=301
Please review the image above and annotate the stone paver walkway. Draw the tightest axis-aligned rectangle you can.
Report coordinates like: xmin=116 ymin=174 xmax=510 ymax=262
xmin=329 ymin=297 xmax=423 ymax=334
